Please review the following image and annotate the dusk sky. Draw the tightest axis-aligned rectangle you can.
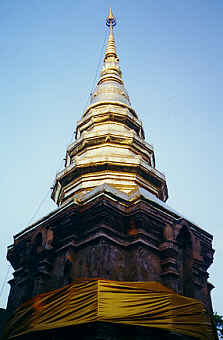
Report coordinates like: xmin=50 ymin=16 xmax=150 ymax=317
xmin=1 ymin=1 xmax=223 ymax=313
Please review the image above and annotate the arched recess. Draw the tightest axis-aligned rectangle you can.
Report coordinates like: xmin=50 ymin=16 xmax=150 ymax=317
xmin=31 ymin=228 xmax=47 ymax=254
xmin=32 ymin=232 xmax=43 ymax=254
xmin=63 ymin=251 xmax=74 ymax=285
xmin=175 ymin=220 xmax=194 ymax=298
xmin=22 ymin=232 xmax=44 ymax=303
xmin=64 ymin=260 xmax=73 ymax=285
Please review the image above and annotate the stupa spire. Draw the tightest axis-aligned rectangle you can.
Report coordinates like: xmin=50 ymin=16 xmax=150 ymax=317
xmin=51 ymin=8 xmax=168 ymax=206
xmin=105 ymin=8 xmax=117 ymax=60
xmin=89 ymin=8 xmax=131 ymax=106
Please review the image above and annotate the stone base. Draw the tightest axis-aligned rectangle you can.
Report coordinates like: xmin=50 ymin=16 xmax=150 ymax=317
xmin=7 ymin=185 xmax=214 ymax=315
xmin=13 ymin=323 xmax=196 ymax=340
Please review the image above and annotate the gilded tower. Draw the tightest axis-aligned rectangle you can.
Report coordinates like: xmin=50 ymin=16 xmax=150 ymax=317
xmin=4 ymin=9 xmax=216 ymax=340
xmin=52 ymin=8 xmax=168 ymax=206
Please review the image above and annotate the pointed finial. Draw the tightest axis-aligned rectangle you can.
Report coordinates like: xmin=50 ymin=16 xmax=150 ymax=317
xmin=106 ymin=7 xmax=116 ymax=28
xmin=105 ymin=8 xmax=117 ymax=59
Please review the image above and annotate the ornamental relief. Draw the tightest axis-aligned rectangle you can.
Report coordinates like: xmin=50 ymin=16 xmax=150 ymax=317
xmin=73 ymin=241 xmax=125 ymax=281
xmin=69 ymin=136 xmax=138 ymax=158
xmin=92 ymin=86 xmax=129 ymax=100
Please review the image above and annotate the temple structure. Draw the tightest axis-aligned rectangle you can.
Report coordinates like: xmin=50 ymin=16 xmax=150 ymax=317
xmin=5 ymin=9 xmax=216 ymax=340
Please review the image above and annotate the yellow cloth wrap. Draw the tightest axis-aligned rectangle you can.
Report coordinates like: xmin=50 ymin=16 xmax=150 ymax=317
xmin=3 ymin=280 xmax=216 ymax=340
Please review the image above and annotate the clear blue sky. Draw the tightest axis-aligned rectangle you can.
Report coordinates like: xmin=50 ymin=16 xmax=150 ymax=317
xmin=1 ymin=0 xmax=223 ymax=313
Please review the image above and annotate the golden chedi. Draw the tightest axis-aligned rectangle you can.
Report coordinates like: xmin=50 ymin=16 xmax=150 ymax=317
xmin=5 ymin=8 xmax=216 ymax=340
xmin=52 ymin=8 xmax=168 ymax=207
